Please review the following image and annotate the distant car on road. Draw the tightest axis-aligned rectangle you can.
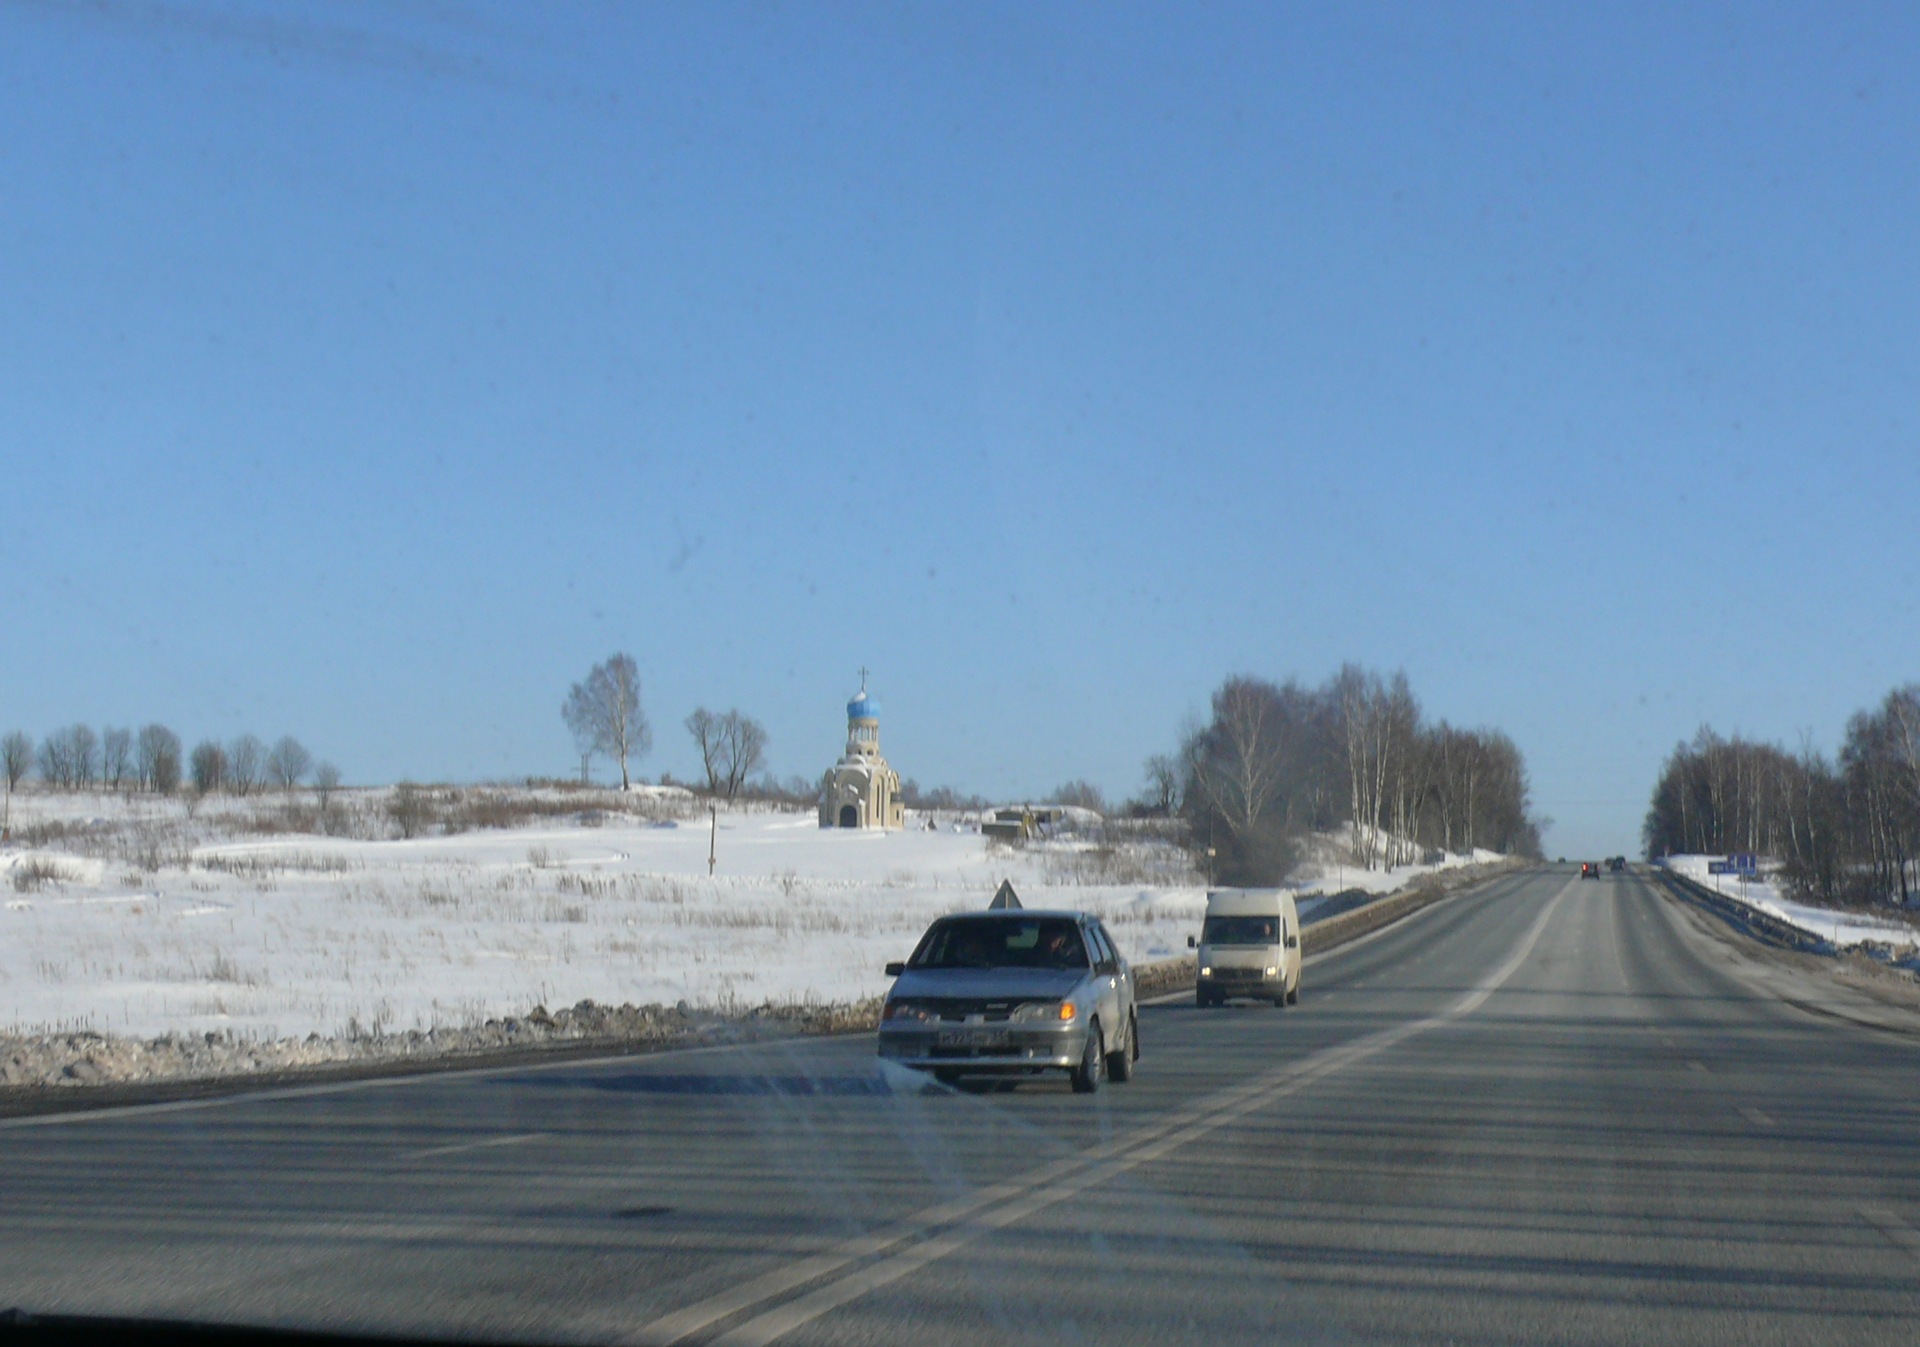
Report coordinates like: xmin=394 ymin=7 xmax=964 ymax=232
xmin=878 ymin=908 xmax=1138 ymax=1093
xmin=1580 ymin=861 xmax=1600 ymax=879
xmin=1608 ymin=856 xmax=1627 ymax=873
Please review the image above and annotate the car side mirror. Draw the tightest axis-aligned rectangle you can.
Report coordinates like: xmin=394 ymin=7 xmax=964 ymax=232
xmin=1187 ymin=935 xmax=1197 ymax=949
xmin=884 ymin=961 xmax=905 ymax=977
xmin=1285 ymin=935 xmax=1299 ymax=950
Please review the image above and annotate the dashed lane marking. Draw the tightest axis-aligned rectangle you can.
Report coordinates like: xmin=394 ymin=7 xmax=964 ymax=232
xmin=1862 ymin=1207 xmax=1920 ymax=1260
xmin=400 ymin=1131 xmax=547 ymax=1161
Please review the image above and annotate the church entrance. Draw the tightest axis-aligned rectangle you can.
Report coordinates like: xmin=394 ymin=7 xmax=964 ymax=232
xmin=839 ymin=804 xmax=859 ymax=828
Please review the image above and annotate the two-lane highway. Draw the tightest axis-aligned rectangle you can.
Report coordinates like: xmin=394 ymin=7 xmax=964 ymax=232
xmin=4 ymin=867 xmax=1918 ymax=1344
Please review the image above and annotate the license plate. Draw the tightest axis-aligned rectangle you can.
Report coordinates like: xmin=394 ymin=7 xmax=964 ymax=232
xmin=936 ymin=1029 xmax=1010 ymax=1049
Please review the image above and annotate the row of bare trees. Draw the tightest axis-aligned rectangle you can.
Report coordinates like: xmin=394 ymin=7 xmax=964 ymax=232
xmin=1644 ymin=685 xmax=1920 ymax=907
xmin=560 ymin=653 xmax=770 ymax=801
xmin=1170 ymin=666 xmax=1542 ymax=885
xmin=3 ymin=723 xmax=336 ymax=800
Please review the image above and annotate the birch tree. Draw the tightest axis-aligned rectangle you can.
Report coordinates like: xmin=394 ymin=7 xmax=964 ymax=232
xmin=563 ymin=653 xmax=649 ymax=790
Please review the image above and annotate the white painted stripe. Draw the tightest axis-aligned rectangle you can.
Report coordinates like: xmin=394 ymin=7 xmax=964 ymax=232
xmin=400 ymin=1131 xmax=546 ymax=1161
xmin=1862 ymin=1206 xmax=1920 ymax=1259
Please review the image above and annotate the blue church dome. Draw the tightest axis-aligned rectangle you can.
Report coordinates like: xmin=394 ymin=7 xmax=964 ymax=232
xmin=847 ymin=693 xmax=879 ymax=720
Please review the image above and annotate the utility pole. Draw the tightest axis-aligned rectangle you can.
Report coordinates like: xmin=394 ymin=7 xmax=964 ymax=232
xmin=708 ymin=803 xmax=718 ymax=876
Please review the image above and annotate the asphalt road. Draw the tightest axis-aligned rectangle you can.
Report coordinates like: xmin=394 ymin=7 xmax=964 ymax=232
xmin=4 ymin=866 xmax=1919 ymax=1346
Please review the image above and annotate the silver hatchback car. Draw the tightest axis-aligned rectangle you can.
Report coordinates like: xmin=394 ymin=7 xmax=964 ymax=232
xmin=877 ymin=910 xmax=1139 ymax=1092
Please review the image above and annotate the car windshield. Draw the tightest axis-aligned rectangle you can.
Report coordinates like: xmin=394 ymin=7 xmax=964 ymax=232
xmin=912 ymin=919 xmax=1089 ymax=971
xmin=1203 ymin=915 xmax=1282 ymax=946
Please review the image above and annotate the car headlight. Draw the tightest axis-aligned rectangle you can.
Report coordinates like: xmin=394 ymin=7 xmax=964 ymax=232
xmin=1265 ymin=966 xmax=1279 ymax=976
xmin=1199 ymin=965 xmax=1212 ymax=977
xmin=883 ymin=1000 xmax=937 ymax=1023
xmin=1011 ymin=1001 xmax=1076 ymax=1023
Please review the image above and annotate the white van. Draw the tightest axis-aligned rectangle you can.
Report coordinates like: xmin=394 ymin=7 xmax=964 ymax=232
xmin=1188 ymin=888 xmax=1301 ymax=1008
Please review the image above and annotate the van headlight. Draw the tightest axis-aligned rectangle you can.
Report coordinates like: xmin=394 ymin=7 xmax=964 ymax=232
xmin=1199 ymin=966 xmax=1212 ymax=977
xmin=1265 ymin=966 xmax=1279 ymax=977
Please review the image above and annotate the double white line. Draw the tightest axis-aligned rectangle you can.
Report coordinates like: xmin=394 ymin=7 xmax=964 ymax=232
xmin=636 ymin=882 xmax=1573 ymax=1347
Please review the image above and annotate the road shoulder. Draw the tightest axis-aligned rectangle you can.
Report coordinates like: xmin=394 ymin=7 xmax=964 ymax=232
xmin=1647 ymin=871 xmax=1920 ymax=1037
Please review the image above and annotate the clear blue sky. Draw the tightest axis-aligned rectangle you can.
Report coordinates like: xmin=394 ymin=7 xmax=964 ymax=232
xmin=4 ymin=1 xmax=1917 ymax=858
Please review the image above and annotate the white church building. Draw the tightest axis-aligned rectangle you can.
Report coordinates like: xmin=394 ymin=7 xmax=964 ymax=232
xmin=818 ymin=676 xmax=905 ymax=830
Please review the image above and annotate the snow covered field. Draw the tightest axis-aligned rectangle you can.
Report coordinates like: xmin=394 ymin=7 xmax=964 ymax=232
xmin=1658 ymin=855 xmax=1920 ymax=952
xmin=0 ymin=789 xmax=1496 ymax=1042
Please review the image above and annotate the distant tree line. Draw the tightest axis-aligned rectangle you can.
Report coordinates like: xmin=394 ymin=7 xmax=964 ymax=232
xmin=1643 ymin=684 xmax=1920 ymax=907
xmin=1162 ymin=665 xmax=1543 ymax=886
xmin=1 ymin=722 xmax=336 ymax=801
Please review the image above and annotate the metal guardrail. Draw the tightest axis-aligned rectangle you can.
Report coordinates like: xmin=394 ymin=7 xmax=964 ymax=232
xmin=1654 ymin=866 xmax=1831 ymax=954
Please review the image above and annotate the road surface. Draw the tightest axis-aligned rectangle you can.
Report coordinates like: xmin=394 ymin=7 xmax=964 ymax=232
xmin=3 ymin=866 xmax=1918 ymax=1345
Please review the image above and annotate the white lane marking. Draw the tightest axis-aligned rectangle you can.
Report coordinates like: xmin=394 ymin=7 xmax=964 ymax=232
xmin=400 ymin=1131 xmax=546 ymax=1161
xmin=1861 ymin=1207 xmax=1920 ymax=1260
xmin=640 ymin=882 xmax=1574 ymax=1347
xmin=1738 ymin=1106 xmax=1775 ymax=1129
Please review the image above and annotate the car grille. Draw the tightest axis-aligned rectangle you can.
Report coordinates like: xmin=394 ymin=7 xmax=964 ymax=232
xmin=918 ymin=999 xmax=1048 ymax=1023
xmin=1212 ymin=967 xmax=1266 ymax=982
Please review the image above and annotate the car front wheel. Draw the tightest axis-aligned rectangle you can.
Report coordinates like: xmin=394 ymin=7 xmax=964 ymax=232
xmin=1071 ymin=1024 xmax=1104 ymax=1094
xmin=1107 ymin=1013 xmax=1135 ymax=1083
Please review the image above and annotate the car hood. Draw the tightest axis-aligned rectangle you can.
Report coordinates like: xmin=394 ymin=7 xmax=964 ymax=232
xmin=887 ymin=967 xmax=1089 ymax=1002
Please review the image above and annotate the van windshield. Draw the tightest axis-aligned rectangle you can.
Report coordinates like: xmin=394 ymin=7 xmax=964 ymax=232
xmin=1202 ymin=916 xmax=1281 ymax=946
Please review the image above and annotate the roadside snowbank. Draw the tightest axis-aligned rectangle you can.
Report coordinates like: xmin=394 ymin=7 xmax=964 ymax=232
xmin=1657 ymin=856 xmax=1920 ymax=952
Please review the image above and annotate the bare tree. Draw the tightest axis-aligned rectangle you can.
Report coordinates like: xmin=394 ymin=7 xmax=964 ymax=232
xmin=563 ymin=653 xmax=649 ymax=790
xmin=685 ymin=708 xmax=723 ymax=795
xmin=1049 ymin=780 xmax=1108 ymax=814
xmin=313 ymin=761 xmax=342 ymax=822
xmin=37 ymin=725 xmax=96 ymax=790
xmin=2 ymin=731 xmax=32 ymax=794
xmin=1141 ymin=753 xmax=1180 ymax=816
xmin=389 ymin=782 xmax=432 ymax=839
xmin=720 ymin=711 xmax=768 ymax=801
xmin=101 ymin=726 xmax=133 ymax=792
xmin=1 ymin=729 xmax=27 ymax=836
xmin=685 ymin=707 xmax=769 ymax=802
xmin=71 ymin=724 xmax=98 ymax=789
xmin=227 ymin=734 xmax=265 ymax=797
xmin=137 ymin=724 xmax=182 ymax=794
xmin=189 ymin=740 xmax=228 ymax=797
xmin=267 ymin=736 xmax=312 ymax=792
